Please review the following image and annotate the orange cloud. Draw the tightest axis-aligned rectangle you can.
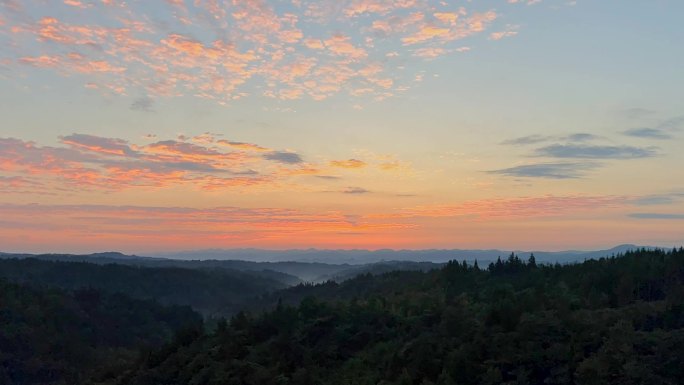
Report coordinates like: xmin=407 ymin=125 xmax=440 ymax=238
xmin=216 ymin=140 xmax=269 ymax=152
xmin=330 ymin=159 xmax=368 ymax=169
xmin=61 ymin=134 xmax=137 ymax=156
xmin=379 ymin=161 xmax=402 ymax=170
xmin=344 ymin=0 xmax=417 ymax=17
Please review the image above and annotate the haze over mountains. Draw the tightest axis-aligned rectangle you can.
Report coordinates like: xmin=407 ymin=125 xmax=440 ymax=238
xmin=0 ymin=244 xmax=656 ymax=285
xmin=0 ymin=244 xmax=662 ymax=284
xmin=149 ymin=244 xmax=657 ymax=264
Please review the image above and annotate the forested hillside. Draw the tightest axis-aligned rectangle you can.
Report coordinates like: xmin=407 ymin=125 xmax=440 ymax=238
xmin=108 ymin=248 xmax=684 ymax=385
xmin=0 ymin=252 xmax=444 ymax=284
xmin=0 ymin=280 xmax=201 ymax=385
xmin=0 ymin=253 xmax=303 ymax=285
xmin=0 ymin=258 xmax=288 ymax=316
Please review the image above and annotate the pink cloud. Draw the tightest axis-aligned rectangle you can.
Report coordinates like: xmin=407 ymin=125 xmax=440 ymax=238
xmin=324 ymin=34 xmax=367 ymax=60
xmin=2 ymin=133 xmax=413 ymax=193
xmin=63 ymin=0 xmax=91 ymax=8
xmin=0 ymin=135 xmax=273 ymax=191
xmin=2 ymin=1 xmax=519 ymax=102
xmin=343 ymin=0 xmax=417 ymax=17
xmin=402 ymin=11 xmax=497 ymax=45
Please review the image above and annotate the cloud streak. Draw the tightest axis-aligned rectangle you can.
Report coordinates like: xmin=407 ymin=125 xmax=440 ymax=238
xmin=263 ymin=151 xmax=304 ymax=164
xmin=629 ymin=213 xmax=684 ymax=220
xmin=488 ymin=162 xmax=597 ymax=179
xmin=0 ymin=134 xmax=328 ymax=192
xmin=535 ymin=144 xmax=658 ymax=159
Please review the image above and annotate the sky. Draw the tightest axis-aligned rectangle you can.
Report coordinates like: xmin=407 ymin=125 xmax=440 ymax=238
xmin=0 ymin=0 xmax=683 ymax=254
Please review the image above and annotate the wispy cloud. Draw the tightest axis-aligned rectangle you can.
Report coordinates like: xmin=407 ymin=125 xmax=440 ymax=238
xmin=629 ymin=213 xmax=684 ymax=220
xmin=535 ymin=144 xmax=658 ymax=159
xmin=330 ymin=159 xmax=367 ymax=168
xmin=631 ymin=194 xmax=683 ymax=206
xmin=217 ymin=140 xmax=269 ymax=152
xmin=622 ymin=116 xmax=683 ymax=140
xmin=501 ymin=133 xmax=599 ymax=146
xmin=496 ymin=131 xmax=663 ymax=181
xmin=623 ymin=128 xmax=671 ymax=139
xmin=564 ymin=133 xmax=600 ymax=142
xmin=489 ymin=25 xmax=519 ymax=41
xmin=263 ymin=151 xmax=303 ymax=164
xmin=61 ymin=133 xmax=139 ymax=156
xmin=488 ymin=162 xmax=597 ymax=179
xmin=621 ymin=107 xmax=657 ymax=119
xmin=130 ymin=97 xmax=154 ymax=112
xmin=501 ymin=135 xmax=554 ymax=146
xmin=658 ymin=116 xmax=684 ymax=130
xmin=369 ymin=195 xmax=629 ymax=220
xmin=343 ymin=186 xmax=370 ymax=194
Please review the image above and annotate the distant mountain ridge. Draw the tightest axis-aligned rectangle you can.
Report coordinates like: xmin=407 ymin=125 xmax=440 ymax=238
xmin=0 ymin=252 xmax=303 ymax=284
xmin=0 ymin=252 xmax=440 ymax=283
xmin=147 ymin=244 xmax=660 ymax=264
xmin=0 ymin=244 xmax=664 ymax=285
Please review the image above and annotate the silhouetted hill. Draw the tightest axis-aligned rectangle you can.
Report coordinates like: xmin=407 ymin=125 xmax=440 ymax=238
xmin=1 ymin=245 xmax=662 ymax=284
xmin=0 ymin=258 xmax=288 ymax=316
xmin=0 ymin=252 xmax=302 ymax=285
xmin=147 ymin=244 xmax=661 ymax=265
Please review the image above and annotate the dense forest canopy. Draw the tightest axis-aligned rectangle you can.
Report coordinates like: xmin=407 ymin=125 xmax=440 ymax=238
xmin=2 ymin=247 xmax=684 ymax=385
xmin=0 ymin=280 xmax=201 ymax=385
xmin=106 ymin=248 xmax=684 ymax=385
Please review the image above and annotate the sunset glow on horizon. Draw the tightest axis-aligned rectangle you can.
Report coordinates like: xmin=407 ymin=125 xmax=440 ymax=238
xmin=1 ymin=0 xmax=683 ymax=254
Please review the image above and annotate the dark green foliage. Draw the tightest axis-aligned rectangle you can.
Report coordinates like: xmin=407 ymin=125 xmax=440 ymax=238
xmin=0 ymin=280 xmax=201 ymax=385
xmin=0 ymin=258 xmax=287 ymax=316
xmin=110 ymin=248 xmax=684 ymax=385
